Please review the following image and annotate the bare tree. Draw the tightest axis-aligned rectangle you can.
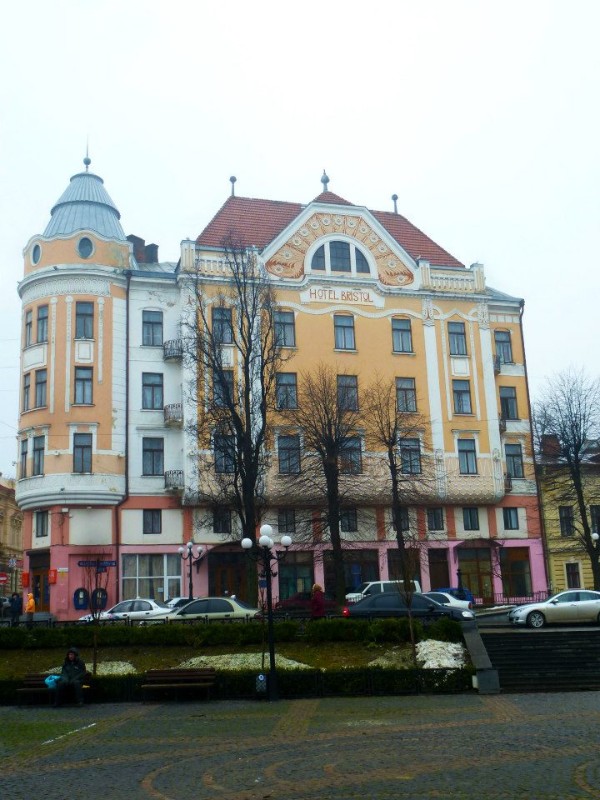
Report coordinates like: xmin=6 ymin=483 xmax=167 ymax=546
xmin=364 ymin=375 xmax=436 ymax=654
xmin=80 ymin=552 xmax=113 ymax=675
xmin=279 ymin=363 xmax=372 ymax=604
xmin=533 ymin=369 xmax=600 ymax=588
xmin=181 ymin=237 xmax=289 ymax=599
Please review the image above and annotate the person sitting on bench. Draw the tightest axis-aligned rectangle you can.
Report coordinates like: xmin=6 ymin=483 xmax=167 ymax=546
xmin=51 ymin=647 xmax=87 ymax=707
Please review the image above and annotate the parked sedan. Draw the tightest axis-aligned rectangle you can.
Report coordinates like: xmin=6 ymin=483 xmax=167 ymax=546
xmin=508 ymin=590 xmax=600 ymax=628
xmin=78 ymin=599 xmax=170 ymax=624
xmin=342 ymin=592 xmax=475 ymax=622
xmin=422 ymin=591 xmax=473 ymax=611
xmin=167 ymin=596 xmax=260 ymax=622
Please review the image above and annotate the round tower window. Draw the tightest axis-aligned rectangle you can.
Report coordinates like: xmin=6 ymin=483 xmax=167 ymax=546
xmin=31 ymin=244 xmax=41 ymax=265
xmin=77 ymin=237 xmax=94 ymax=258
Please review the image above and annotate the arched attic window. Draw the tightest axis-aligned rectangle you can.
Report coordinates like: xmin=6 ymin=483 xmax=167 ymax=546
xmin=309 ymin=240 xmax=372 ymax=276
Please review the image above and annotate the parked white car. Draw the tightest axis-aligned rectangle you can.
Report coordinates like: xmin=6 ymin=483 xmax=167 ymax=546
xmin=422 ymin=591 xmax=473 ymax=611
xmin=345 ymin=580 xmax=423 ymax=605
xmin=78 ymin=599 xmax=170 ymax=624
xmin=508 ymin=590 xmax=600 ymax=628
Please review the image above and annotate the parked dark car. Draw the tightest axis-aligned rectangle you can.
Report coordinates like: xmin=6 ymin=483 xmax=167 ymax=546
xmin=342 ymin=592 xmax=475 ymax=622
xmin=274 ymin=591 xmax=338 ymax=617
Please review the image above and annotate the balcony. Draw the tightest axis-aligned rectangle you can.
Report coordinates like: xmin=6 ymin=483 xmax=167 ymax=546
xmin=163 ymin=339 xmax=183 ymax=360
xmin=164 ymin=403 xmax=183 ymax=427
xmin=164 ymin=470 xmax=184 ymax=492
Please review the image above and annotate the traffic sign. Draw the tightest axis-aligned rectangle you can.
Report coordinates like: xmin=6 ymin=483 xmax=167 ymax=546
xmin=0 ymin=573 xmax=8 ymax=584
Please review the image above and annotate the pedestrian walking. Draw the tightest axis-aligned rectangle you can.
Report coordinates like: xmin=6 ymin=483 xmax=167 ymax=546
xmin=51 ymin=647 xmax=88 ymax=707
xmin=9 ymin=592 xmax=22 ymax=627
xmin=25 ymin=592 xmax=35 ymax=629
xmin=310 ymin=583 xmax=326 ymax=619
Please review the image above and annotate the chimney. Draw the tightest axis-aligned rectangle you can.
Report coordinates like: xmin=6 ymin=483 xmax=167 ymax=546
xmin=541 ymin=434 xmax=561 ymax=457
xmin=127 ymin=234 xmax=146 ymax=263
xmin=145 ymin=243 xmax=159 ymax=263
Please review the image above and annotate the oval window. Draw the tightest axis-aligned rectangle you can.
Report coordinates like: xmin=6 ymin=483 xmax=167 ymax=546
xmin=78 ymin=237 xmax=94 ymax=258
xmin=31 ymin=244 xmax=41 ymax=265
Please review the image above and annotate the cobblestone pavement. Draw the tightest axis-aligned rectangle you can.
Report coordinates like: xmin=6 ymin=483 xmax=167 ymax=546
xmin=2 ymin=692 xmax=600 ymax=799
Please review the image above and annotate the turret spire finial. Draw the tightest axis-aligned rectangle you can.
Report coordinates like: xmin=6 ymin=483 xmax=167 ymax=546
xmin=321 ymin=170 xmax=329 ymax=191
xmin=83 ymin=138 xmax=91 ymax=172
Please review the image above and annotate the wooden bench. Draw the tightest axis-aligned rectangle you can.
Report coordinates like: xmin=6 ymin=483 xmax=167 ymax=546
xmin=141 ymin=668 xmax=216 ymax=703
xmin=17 ymin=672 xmax=92 ymax=706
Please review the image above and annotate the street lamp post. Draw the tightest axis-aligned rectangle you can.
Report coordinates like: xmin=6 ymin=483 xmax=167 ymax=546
xmin=241 ymin=524 xmax=292 ymax=701
xmin=178 ymin=541 xmax=203 ymax=602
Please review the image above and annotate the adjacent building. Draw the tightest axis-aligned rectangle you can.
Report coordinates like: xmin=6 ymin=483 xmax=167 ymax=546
xmin=16 ymin=160 xmax=547 ymax=620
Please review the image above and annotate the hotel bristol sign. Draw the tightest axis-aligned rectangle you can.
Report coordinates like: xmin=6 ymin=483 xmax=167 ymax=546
xmin=300 ymin=285 xmax=384 ymax=308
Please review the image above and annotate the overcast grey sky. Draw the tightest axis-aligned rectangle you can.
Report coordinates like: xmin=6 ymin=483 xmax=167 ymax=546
xmin=0 ymin=0 xmax=598 ymax=478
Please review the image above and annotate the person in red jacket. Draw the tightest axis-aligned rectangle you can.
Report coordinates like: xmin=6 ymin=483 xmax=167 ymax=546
xmin=310 ymin=583 xmax=325 ymax=619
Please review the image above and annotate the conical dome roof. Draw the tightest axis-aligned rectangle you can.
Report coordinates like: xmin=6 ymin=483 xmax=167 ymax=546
xmin=43 ymin=159 xmax=126 ymax=240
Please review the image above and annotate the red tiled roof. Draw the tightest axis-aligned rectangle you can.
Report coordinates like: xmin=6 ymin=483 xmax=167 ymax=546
xmin=196 ymin=195 xmax=463 ymax=267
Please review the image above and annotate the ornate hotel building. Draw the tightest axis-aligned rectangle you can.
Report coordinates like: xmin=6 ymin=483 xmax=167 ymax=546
xmin=16 ymin=161 xmax=547 ymax=619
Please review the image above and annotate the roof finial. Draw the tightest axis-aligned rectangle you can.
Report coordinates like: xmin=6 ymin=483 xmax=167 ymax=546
xmin=321 ymin=169 xmax=329 ymax=192
xmin=230 ymin=176 xmax=237 ymax=197
xmin=392 ymin=193 xmax=398 ymax=214
xmin=83 ymin=138 xmax=91 ymax=172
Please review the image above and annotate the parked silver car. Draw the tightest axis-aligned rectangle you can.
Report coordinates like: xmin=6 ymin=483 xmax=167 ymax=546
xmin=167 ymin=596 xmax=260 ymax=622
xmin=78 ymin=599 xmax=170 ymax=624
xmin=508 ymin=590 xmax=600 ymax=628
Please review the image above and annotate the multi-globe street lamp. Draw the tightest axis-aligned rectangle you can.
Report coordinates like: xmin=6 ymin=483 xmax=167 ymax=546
xmin=178 ymin=541 xmax=204 ymax=602
xmin=241 ymin=524 xmax=292 ymax=701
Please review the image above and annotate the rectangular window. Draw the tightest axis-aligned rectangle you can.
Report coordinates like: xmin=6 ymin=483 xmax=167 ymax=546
xmin=337 ymin=375 xmax=358 ymax=411
xmin=463 ymin=507 xmax=480 ymax=531
xmin=274 ymin=310 xmax=296 ymax=347
xmin=559 ymin=506 xmax=575 ymax=537
xmin=32 ymin=435 xmax=45 ymax=476
xmin=23 ymin=373 xmax=30 ymax=412
xmin=142 ymin=437 xmax=164 ymax=476
xmin=75 ymin=301 xmax=94 ymax=339
xmin=453 ymin=380 xmax=472 ymax=414
xmin=427 ymin=507 xmax=444 ymax=531
xmin=330 ymin=241 xmax=351 ymax=272
xmin=214 ymin=433 xmax=235 ymax=473
xmin=142 ymin=310 xmax=163 ymax=346
xmin=20 ymin=439 xmax=28 ymax=479
xmin=37 ymin=305 xmax=48 ymax=343
xmin=73 ymin=433 xmax=93 ymax=473
xmin=400 ymin=437 xmax=421 ymax=474
xmin=278 ymin=434 xmax=301 ymax=474
xmin=340 ymin=508 xmax=358 ymax=532
xmin=500 ymin=387 xmax=518 ymax=420
xmin=398 ymin=506 xmax=410 ymax=531
xmin=35 ymin=510 xmax=48 ymax=539
xmin=213 ymin=370 xmax=234 ymax=408
xmin=25 ymin=310 xmax=32 ymax=347
xmin=396 ymin=377 xmax=417 ymax=412
xmin=503 ymin=507 xmax=519 ymax=530
xmin=448 ymin=321 xmax=467 ymax=355
xmin=458 ymin=439 xmax=477 ymax=474
xmin=34 ymin=369 xmax=47 ymax=408
xmin=212 ymin=307 xmax=233 ymax=344
xmin=565 ymin=562 xmax=581 ymax=589
xmin=278 ymin=508 xmax=296 ymax=534
xmin=143 ymin=509 xmax=162 ymax=534
xmin=74 ymin=367 xmax=93 ymax=405
xmin=334 ymin=315 xmax=355 ymax=350
xmin=505 ymin=443 xmax=524 ymax=478
xmin=276 ymin=373 xmax=297 ymax=409
xmin=340 ymin=436 xmax=362 ymax=474
xmin=122 ymin=553 xmax=180 ymax=602
xmin=494 ymin=330 xmax=513 ymax=363
xmin=213 ymin=508 xmax=232 ymax=534
xmin=142 ymin=372 xmax=164 ymax=410
xmin=392 ymin=318 xmax=413 ymax=353
xmin=591 ymin=505 xmax=600 ymax=534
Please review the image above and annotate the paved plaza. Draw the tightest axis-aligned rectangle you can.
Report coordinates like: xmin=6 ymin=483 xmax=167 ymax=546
xmin=1 ymin=692 xmax=600 ymax=799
